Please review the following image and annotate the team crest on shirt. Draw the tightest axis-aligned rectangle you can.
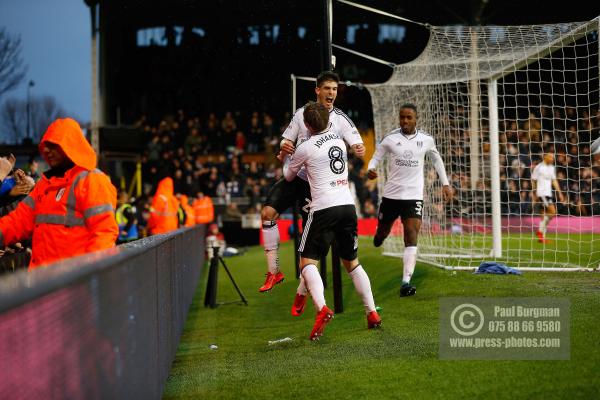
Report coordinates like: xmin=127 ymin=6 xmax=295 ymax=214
xmin=417 ymin=141 xmax=423 ymax=148
xmin=55 ymin=188 xmax=66 ymax=201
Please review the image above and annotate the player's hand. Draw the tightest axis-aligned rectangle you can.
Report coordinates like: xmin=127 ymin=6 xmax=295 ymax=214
xmin=276 ymin=151 xmax=284 ymax=162
xmin=352 ymin=143 xmax=365 ymax=158
xmin=442 ymin=185 xmax=453 ymax=202
xmin=558 ymin=193 xmax=566 ymax=203
xmin=280 ymin=140 xmax=295 ymax=155
xmin=367 ymin=169 xmax=378 ymax=180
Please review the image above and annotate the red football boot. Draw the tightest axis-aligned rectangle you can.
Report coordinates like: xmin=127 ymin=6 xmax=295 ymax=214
xmin=309 ymin=305 xmax=334 ymax=340
xmin=291 ymin=293 xmax=307 ymax=316
xmin=367 ymin=311 xmax=382 ymax=329
xmin=258 ymin=271 xmax=285 ymax=292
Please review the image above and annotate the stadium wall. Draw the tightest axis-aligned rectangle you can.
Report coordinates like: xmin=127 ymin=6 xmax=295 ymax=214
xmin=0 ymin=226 xmax=205 ymax=400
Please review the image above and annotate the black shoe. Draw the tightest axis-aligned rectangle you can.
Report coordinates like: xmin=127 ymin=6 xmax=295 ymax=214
xmin=400 ymin=283 xmax=416 ymax=297
xmin=373 ymin=235 xmax=384 ymax=247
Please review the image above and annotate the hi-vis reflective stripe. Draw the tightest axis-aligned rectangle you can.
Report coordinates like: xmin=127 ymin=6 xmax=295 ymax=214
xmin=84 ymin=203 xmax=114 ymax=219
xmin=66 ymin=169 xmax=102 ymax=220
xmin=35 ymin=204 xmax=112 ymax=227
xmin=35 ymin=214 xmax=85 ymax=226
xmin=23 ymin=196 xmax=35 ymax=208
xmin=154 ymin=211 xmax=178 ymax=217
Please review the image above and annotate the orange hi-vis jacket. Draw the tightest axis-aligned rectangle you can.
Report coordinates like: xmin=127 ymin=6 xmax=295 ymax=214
xmin=193 ymin=195 xmax=214 ymax=224
xmin=0 ymin=118 xmax=118 ymax=269
xmin=148 ymin=178 xmax=180 ymax=234
xmin=179 ymin=195 xmax=196 ymax=227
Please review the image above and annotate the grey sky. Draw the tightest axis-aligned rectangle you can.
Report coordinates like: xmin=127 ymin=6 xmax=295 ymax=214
xmin=0 ymin=0 xmax=91 ymax=122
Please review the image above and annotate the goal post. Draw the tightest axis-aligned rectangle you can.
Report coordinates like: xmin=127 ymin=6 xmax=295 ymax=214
xmin=365 ymin=18 xmax=600 ymax=270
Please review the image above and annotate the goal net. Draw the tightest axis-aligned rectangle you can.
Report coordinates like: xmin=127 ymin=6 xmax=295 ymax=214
xmin=366 ymin=18 xmax=600 ymax=270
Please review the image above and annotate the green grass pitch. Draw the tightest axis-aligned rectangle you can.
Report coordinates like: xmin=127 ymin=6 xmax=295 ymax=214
xmin=163 ymin=238 xmax=600 ymax=399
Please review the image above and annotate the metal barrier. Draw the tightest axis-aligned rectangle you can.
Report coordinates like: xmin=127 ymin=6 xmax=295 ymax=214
xmin=0 ymin=225 xmax=205 ymax=400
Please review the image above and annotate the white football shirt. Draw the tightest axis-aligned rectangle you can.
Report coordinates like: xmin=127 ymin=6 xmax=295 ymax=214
xmin=367 ymin=128 xmax=449 ymax=200
xmin=282 ymin=106 xmax=362 ymax=181
xmin=531 ymin=162 xmax=556 ymax=197
xmin=284 ymin=128 xmax=354 ymax=212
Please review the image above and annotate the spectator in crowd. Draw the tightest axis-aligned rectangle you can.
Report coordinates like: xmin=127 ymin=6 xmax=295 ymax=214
xmin=148 ymin=177 xmax=180 ymax=235
xmin=177 ymin=194 xmax=196 ymax=227
xmin=0 ymin=157 xmax=36 ymax=272
xmin=223 ymin=202 xmax=242 ymax=221
xmin=24 ymin=156 xmax=41 ymax=181
xmin=0 ymin=118 xmax=118 ymax=269
xmin=135 ymin=195 xmax=152 ymax=238
xmin=116 ymin=191 xmax=139 ymax=244
xmin=0 ymin=168 xmax=36 ymax=213
xmin=193 ymin=191 xmax=214 ymax=224
xmin=247 ymin=112 xmax=264 ymax=152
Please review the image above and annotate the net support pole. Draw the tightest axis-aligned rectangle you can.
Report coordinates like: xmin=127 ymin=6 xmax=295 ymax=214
xmin=469 ymin=29 xmax=480 ymax=189
xmin=488 ymin=79 xmax=502 ymax=258
xmin=290 ymin=74 xmax=301 ymax=279
xmin=322 ymin=0 xmax=333 ymax=70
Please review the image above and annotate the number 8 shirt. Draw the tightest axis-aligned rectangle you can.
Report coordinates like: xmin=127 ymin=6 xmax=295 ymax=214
xmin=284 ymin=127 xmax=354 ymax=212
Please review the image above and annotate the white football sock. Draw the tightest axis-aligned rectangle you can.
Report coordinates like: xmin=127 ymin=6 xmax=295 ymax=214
xmin=539 ymin=215 xmax=550 ymax=235
xmin=262 ymin=220 xmax=280 ymax=274
xmin=349 ymin=264 xmax=376 ymax=314
xmin=402 ymin=246 xmax=418 ymax=284
xmin=297 ymin=274 xmax=308 ymax=296
xmin=301 ymin=264 xmax=326 ymax=311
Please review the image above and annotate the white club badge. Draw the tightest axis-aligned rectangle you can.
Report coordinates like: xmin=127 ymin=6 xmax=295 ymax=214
xmin=55 ymin=188 xmax=66 ymax=201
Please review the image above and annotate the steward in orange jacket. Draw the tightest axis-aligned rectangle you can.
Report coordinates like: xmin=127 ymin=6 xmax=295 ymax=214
xmin=148 ymin=177 xmax=179 ymax=234
xmin=0 ymin=118 xmax=118 ymax=269
xmin=192 ymin=191 xmax=214 ymax=224
xmin=179 ymin=194 xmax=196 ymax=227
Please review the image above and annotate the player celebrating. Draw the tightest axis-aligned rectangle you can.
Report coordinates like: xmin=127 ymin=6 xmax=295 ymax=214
xmin=531 ymin=153 xmax=565 ymax=244
xmin=259 ymin=71 xmax=365 ymax=301
xmin=285 ymin=101 xmax=381 ymax=340
xmin=367 ymin=104 xmax=452 ymax=297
